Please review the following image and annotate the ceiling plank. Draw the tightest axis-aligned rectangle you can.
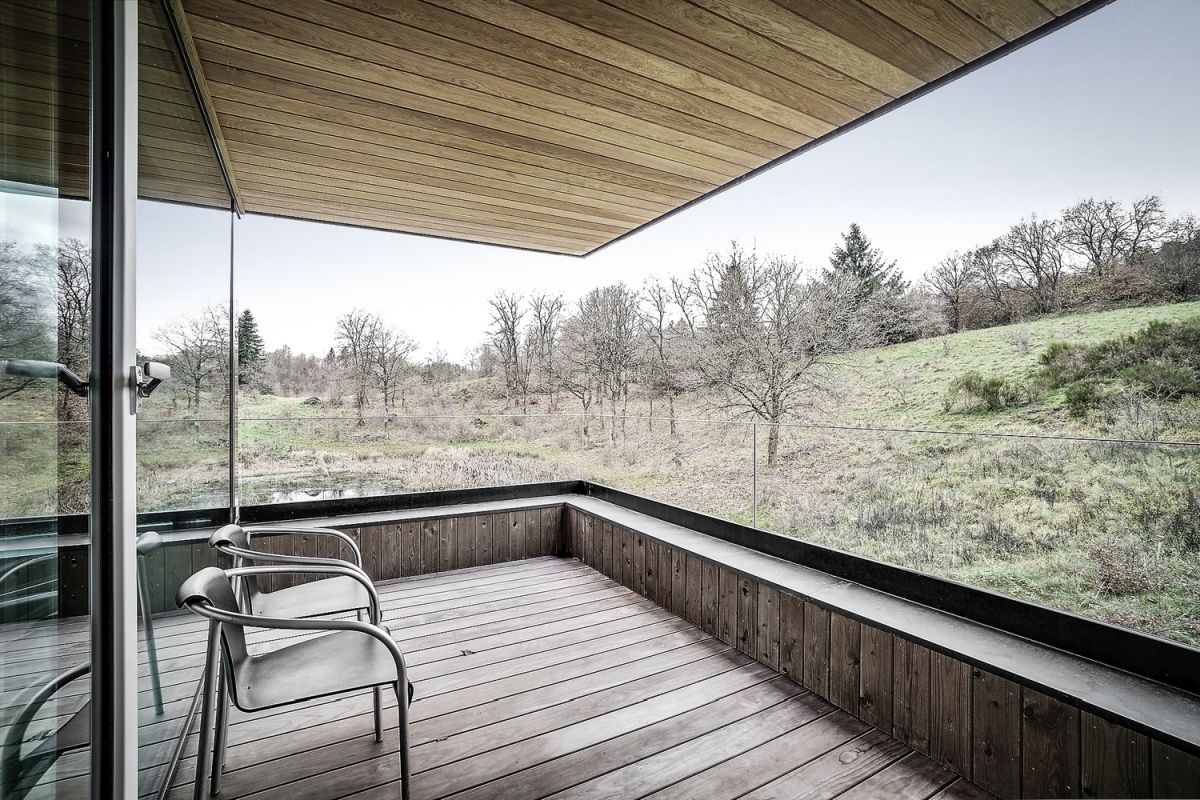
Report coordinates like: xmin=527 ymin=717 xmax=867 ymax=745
xmin=860 ymin=0 xmax=1006 ymax=63
xmin=947 ymin=0 xmax=1054 ymax=41
xmin=686 ymin=0 xmax=921 ymax=98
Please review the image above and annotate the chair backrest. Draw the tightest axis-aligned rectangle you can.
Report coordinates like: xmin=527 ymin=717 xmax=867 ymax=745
xmin=175 ymin=566 xmax=248 ymax=667
xmin=209 ymin=523 xmax=261 ymax=600
xmin=209 ymin=523 xmax=249 ymax=551
xmin=135 ymin=531 xmax=162 ymax=556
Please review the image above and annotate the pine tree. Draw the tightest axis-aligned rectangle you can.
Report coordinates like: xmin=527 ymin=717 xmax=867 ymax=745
xmin=826 ymin=223 xmax=909 ymax=297
xmin=236 ymin=309 xmax=265 ymax=386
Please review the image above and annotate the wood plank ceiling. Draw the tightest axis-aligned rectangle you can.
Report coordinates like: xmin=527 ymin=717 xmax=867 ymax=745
xmin=1 ymin=0 xmax=231 ymax=208
xmin=6 ymin=0 xmax=1101 ymax=254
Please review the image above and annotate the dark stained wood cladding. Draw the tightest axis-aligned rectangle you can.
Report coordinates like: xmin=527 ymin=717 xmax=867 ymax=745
xmin=134 ymin=504 xmax=564 ymax=615
xmin=177 ymin=0 xmax=1092 ymax=254
xmin=564 ymin=506 xmax=1200 ymax=799
xmin=1 ymin=0 xmax=231 ymax=207
xmin=232 ymin=506 xmax=561 ymax=606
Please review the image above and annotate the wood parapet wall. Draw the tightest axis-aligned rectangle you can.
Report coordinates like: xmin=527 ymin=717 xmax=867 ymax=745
xmin=13 ymin=504 xmax=565 ymax=620
xmin=563 ymin=506 xmax=1200 ymax=800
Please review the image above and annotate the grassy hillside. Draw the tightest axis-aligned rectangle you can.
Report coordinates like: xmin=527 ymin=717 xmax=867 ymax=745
xmin=839 ymin=300 xmax=1200 ymax=436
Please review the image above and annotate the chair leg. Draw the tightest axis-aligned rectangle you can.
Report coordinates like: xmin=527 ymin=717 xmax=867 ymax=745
xmin=394 ymin=682 xmax=412 ymax=800
xmin=373 ymin=686 xmax=383 ymax=743
xmin=356 ymin=608 xmax=384 ymax=743
xmin=137 ymin=555 xmax=165 ymax=715
xmin=194 ymin=622 xmax=221 ymax=800
xmin=211 ymin=673 xmax=231 ymax=795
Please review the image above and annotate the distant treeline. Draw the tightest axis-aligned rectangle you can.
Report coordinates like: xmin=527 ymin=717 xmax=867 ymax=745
xmin=923 ymin=194 xmax=1199 ymax=331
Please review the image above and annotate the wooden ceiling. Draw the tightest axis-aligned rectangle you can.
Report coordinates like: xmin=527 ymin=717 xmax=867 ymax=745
xmin=1 ymin=0 xmax=231 ymax=208
xmin=5 ymin=0 xmax=1102 ymax=254
xmin=176 ymin=0 xmax=1098 ymax=255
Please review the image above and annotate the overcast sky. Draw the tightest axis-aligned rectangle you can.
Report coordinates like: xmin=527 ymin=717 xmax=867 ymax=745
xmin=11 ymin=0 xmax=1197 ymax=361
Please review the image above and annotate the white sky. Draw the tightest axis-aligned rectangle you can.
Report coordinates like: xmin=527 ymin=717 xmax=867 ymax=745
xmin=11 ymin=0 xmax=1200 ymax=361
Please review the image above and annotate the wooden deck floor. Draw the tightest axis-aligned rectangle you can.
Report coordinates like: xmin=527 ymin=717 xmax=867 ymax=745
xmin=157 ymin=556 xmax=990 ymax=800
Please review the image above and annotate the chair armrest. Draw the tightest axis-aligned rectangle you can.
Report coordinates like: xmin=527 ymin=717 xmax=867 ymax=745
xmin=0 ymin=553 xmax=56 ymax=591
xmin=245 ymin=526 xmax=362 ymax=568
xmin=227 ymin=564 xmax=381 ymax=623
xmin=1 ymin=662 xmax=90 ymax=788
xmin=216 ymin=542 xmax=362 ymax=573
xmin=187 ymin=599 xmax=408 ymax=684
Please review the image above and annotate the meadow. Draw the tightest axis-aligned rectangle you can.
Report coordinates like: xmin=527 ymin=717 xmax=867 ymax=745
xmin=3 ymin=301 xmax=1197 ymax=644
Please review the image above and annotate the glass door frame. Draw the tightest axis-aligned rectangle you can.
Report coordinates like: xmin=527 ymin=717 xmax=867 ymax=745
xmin=90 ymin=2 xmax=139 ymax=797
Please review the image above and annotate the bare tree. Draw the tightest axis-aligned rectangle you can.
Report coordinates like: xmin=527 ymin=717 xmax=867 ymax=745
xmin=1126 ymin=194 xmax=1170 ymax=261
xmin=487 ymin=291 xmax=531 ymax=411
xmin=154 ymin=305 xmax=229 ymax=414
xmin=554 ymin=284 xmax=640 ymax=443
xmin=691 ymin=247 xmax=887 ymax=466
xmin=924 ymin=251 xmax=976 ymax=332
xmin=556 ymin=303 xmax=600 ymax=440
xmin=669 ymin=276 xmax=699 ymax=335
xmin=592 ymin=284 xmax=641 ymax=442
xmin=640 ymin=278 xmax=694 ymax=434
xmin=1061 ymin=197 xmax=1127 ymax=277
xmin=371 ymin=325 xmax=418 ymax=413
xmin=527 ymin=292 xmax=564 ymax=411
xmin=997 ymin=215 xmax=1067 ymax=314
xmin=334 ymin=309 xmax=379 ymax=420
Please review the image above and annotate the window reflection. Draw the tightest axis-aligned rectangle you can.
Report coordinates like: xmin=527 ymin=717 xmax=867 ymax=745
xmin=1 ymin=0 xmax=93 ymax=796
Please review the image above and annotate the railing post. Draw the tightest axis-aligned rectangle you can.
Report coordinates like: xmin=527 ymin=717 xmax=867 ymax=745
xmin=752 ymin=422 xmax=758 ymax=529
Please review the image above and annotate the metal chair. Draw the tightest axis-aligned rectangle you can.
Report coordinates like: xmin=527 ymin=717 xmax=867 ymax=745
xmin=0 ymin=533 xmax=170 ymax=798
xmin=177 ymin=565 xmax=412 ymax=800
xmin=209 ymin=523 xmax=373 ymax=618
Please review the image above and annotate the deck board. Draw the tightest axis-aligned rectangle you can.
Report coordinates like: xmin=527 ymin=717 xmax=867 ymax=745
xmin=159 ymin=557 xmax=974 ymax=799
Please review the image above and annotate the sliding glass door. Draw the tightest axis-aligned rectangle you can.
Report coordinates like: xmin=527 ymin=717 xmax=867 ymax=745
xmin=1 ymin=1 xmax=95 ymax=797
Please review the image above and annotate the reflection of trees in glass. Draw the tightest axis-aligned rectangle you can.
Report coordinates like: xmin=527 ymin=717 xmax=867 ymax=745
xmin=0 ymin=241 xmax=52 ymax=400
xmin=0 ymin=238 xmax=91 ymax=414
xmin=55 ymin=238 xmax=91 ymax=418
xmin=153 ymin=305 xmax=229 ymax=415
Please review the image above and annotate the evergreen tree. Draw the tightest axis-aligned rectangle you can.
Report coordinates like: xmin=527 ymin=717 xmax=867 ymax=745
xmin=826 ymin=223 xmax=908 ymax=296
xmin=236 ymin=309 xmax=265 ymax=386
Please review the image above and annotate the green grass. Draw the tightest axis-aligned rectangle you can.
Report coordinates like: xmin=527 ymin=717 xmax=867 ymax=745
xmin=839 ymin=300 xmax=1200 ymax=434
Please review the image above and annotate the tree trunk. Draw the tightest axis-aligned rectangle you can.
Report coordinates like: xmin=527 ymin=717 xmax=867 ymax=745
xmin=767 ymin=423 xmax=780 ymax=467
xmin=610 ymin=390 xmax=619 ymax=445
xmin=668 ymin=394 xmax=677 ymax=437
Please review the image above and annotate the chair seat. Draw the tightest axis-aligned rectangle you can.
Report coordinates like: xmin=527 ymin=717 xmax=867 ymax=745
xmin=232 ymin=628 xmax=399 ymax=712
xmin=250 ymin=575 xmax=371 ymax=619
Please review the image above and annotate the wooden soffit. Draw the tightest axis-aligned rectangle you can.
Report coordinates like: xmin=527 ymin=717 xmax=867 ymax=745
xmin=174 ymin=0 xmax=1103 ymax=255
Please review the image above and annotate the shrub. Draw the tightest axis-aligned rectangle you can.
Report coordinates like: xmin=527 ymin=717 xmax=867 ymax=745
xmin=1063 ymin=379 xmax=1104 ymax=418
xmin=1088 ymin=537 xmax=1165 ymax=596
xmin=1038 ymin=319 xmax=1200 ymax=415
xmin=944 ymin=371 xmax=1028 ymax=412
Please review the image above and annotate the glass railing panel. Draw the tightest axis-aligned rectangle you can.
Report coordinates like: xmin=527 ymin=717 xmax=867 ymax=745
xmin=753 ymin=422 xmax=1199 ymax=646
